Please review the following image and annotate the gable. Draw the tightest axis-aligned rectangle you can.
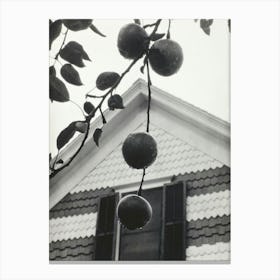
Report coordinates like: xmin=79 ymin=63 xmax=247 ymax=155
xmin=71 ymin=121 xmax=224 ymax=194
xmin=50 ymin=79 xmax=230 ymax=209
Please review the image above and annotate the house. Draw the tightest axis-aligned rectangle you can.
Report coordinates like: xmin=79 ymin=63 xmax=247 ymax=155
xmin=49 ymin=78 xmax=230 ymax=262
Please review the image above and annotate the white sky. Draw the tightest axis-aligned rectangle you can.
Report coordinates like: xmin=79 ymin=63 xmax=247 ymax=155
xmin=49 ymin=19 xmax=230 ymax=155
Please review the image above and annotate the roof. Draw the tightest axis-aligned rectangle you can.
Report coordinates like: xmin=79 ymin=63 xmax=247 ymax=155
xmin=50 ymin=78 xmax=230 ymax=209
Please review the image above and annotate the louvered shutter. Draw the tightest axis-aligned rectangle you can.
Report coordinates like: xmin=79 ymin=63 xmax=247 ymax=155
xmin=94 ymin=193 xmax=118 ymax=260
xmin=119 ymin=187 xmax=163 ymax=260
xmin=162 ymin=181 xmax=186 ymax=260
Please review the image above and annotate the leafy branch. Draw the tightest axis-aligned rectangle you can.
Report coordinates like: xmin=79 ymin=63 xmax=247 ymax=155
xmin=50 ymin=53 xmax=142 ymax=178
xmin=50 ymin=19 xmax=163 ymax=179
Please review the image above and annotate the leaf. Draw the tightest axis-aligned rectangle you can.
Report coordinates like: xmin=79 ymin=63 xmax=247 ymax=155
xmin=49 ymin=20 xmax=62 ymax=50
xmin=57 ymin=159 xmax=64 ymax=164
xmin=50 ymin=75 xmax=69 ymax=102
xmin=140 ymin=65 xmax=145 ymax=74
xmin=81 ymin=49 xmax=91 ymax=61
xmin=200 ymin=19 xmax=214 ymax=35
xmin=57 ymin=122 xmax=76 ymax=150
xmin=60 ymin=64 xmax=83 ymax=85
xmin=134 ymin=19 xmax=141 ymax=25
xmin=90 ymin=24 xmax=106 ymax=37
xmin=74 ymin=121 xmax=88 ymax=133
xmin=150 ymin=33 xmax=165 ymax=41
xmin=63 ymin=19 xmax=92 ymax=31
xmin=96 ymin=72 xmax=120 ymax=90
xmin=49 ymin=153 xmax=52 ymax=162
xmin=228 ymin=19 xmax=231 ymax=33
xmin=49 ymin=66 xmax=56 ymax=77
xmin=194 ymin=19 xmax=198 ymax=23
xmin=108 ymin=94 xmax=125 ymax=110
xmin=99 ymin=108 xmax=106 ymax=124
xmin=60 ymin=41 xmax=90 ymax=67
xmin=93 ymin=128 xmax=102 ymax=146
xmin=84 ymin=101 xmax=95 ymax=115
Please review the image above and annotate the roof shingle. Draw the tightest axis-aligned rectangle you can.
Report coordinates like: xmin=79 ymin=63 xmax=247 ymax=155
xmin=71 ymin=122 xmax=223 ymax=193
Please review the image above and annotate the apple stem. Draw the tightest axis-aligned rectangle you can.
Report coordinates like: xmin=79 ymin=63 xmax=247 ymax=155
xmin=146 ymin=59 xmax=152 ymax=133
xmin=137 ymin=168 xmax=146 ymax=196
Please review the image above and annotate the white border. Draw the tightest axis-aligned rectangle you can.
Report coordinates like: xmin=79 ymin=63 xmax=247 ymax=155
xmin=0 ymin=1 xmax=280 ymax=280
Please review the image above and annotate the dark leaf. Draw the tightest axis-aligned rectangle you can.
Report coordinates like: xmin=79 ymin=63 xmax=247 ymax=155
xmin=228 ymin=19 xmax=231 ymax=33
xmin=74 ymin=121 xmax=88 ymax=133
xmin=81 ymin=49 xmax=91 ymax=61
xmin=49 ymin=153 xmax=52 ymax=162
xmin=99 ymin=108 xmax=106 ymax=124
xmin=63 ymin=19 xmax=92 ymax=31
xmin=60 ymin=64 xmax=83 ymax=85
xmin=50 ymin=75 xmax=69 ymax=102
xmin=150 ymin=33 xmax=165 ymax=41
xmin=84 ymin=101 xmax=95 ymax=115
xmin=108 ymin=94 xmax=125 ymax=110
xmin=96 ymin=72 xmax=120 ymax=90
xmin=90 ymin=24 xmax=106 ymax=37
xmin=140 ymin=65 xmax=145 ymax=74
xmin=194 ymin=19 xmax=198 ymax=23
xmin=49 ymin=66 xmax=56 ymax=77
xmin=200 ymin=19 xmax=213 ymax=35
xmin=60 ymin=41 xmax=90 ymax=67
xmin=93 ymin=128 xmax=102 ymax=146
xmin=49 ymin=20 xmax=62 ymax=50
xmin=57 ymin=122 xmax=76 ymax=150
xmin=134 ymin=19 xmax=141 ymax=25
xmin=57 ymin=159 xmax=64 ymax=164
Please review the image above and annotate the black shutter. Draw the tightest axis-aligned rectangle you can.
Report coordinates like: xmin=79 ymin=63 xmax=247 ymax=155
xmin=162 ymin=181 xmax=186 ymax=260
xmin=119 ymin=187 xmax=163 ymax=260
xmin=94 ymin=193 xmax=118 ymax=260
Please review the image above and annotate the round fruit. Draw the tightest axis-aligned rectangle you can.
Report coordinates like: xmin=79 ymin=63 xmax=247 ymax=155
xmin=117 ymin=194 xmax=152 ymax=230
xmin=122 ymin=132 xmax=157 ymax=169
xmin=96 ymin=72 xmax=120 ymax=91
xmin=117 ymin=23 xmax=149 ymax=59
xmin=148 ymin=39 xmax=183 ymax=76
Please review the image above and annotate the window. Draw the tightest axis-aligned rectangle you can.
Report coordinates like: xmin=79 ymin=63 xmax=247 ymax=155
xmin=94 ymin=181 xmax=186 ymax=261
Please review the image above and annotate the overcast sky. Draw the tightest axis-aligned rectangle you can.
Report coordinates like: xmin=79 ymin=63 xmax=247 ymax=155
xmin=49 ymin=19 xmax=230 ymax=155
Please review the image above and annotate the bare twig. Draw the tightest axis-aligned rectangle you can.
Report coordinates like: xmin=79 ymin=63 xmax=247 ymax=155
xmin=87 ymin=94 xmax=104 ymax=99
xmin=143 ymin=22 xmax=157 ymax=29
xmin=146 ymin=59 xmax=152 ymax=133
xmin=70 ymin=100 xmax=86 ymax=117
xmin=55 ymin=28 xmax=68 ymax=60
xmin=137 ymin=168 xmax=146 ymax=196
xmin=167 ymin=19 xmax=171 ymax=39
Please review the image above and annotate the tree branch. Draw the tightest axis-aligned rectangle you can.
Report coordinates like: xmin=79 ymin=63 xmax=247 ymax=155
xmin=55 ymin=28 xmax=68 ymax=60
xmin=50 ymin=19 xmax=162 ymax=179
xmin=146 ymin=59 xmax=152 ymax=133
xmin=50 ymin=54 xmax=142 ymax=178
xmin=137 ymin=168 xmax=146 ymax=196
